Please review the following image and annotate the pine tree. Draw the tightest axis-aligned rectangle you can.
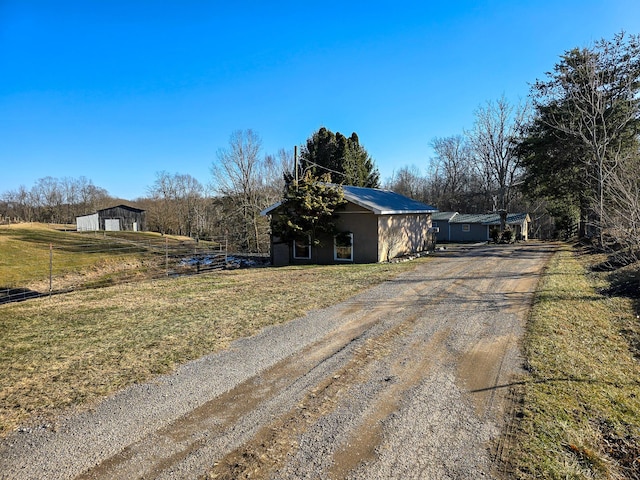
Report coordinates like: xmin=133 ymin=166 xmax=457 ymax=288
xmin=272 ymin=170 xmax=347 ymax=246
xmin=300 ymin=128 xmax=380 ymax=188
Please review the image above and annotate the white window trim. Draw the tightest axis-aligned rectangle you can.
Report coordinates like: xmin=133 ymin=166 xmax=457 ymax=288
xmin=462 ymin=224 xmax=470 ymax=232
xmin=334 ymin=233 xmax=353 ymax=262
xmin=293 ymin=236 xmax=311 ymax=259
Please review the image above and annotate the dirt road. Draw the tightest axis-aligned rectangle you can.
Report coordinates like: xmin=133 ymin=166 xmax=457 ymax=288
xmin=0 ymin=242 xmax=555 ymax=479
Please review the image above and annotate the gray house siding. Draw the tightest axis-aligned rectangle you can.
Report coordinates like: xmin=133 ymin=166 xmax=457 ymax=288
xmin=337 ymin=205 xmax=379 ymax=264
xmin=431 ymin=212 xmax=457 ymax=243
xmin=448 ymin=223 xmax=489 ymax=242
xmin=432 ymin=212 xmax=530 ymax=242
xmin=268 ymin=207 xmax=380 ymax=265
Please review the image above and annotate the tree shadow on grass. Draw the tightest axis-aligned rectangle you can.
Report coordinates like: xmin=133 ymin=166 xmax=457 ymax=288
xmin=599 ymin=264 xmax=640 ymax=360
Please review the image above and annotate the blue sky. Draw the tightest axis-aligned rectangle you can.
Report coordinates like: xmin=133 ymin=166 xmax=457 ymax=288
xmin=2 ymin=1 xmax=640 ymax=200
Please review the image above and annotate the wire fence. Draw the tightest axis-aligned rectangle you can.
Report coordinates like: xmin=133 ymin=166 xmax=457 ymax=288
xmin=0 ymin=233 xmax=269 ymax=305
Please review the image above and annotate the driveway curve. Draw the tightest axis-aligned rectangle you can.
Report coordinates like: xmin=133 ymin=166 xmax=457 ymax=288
xmin=0 ymin=242 xmax=555 ymax=479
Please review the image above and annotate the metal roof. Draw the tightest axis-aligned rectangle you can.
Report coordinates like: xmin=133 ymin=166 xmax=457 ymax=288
xmin=260 ymin=185 xmax=438 ymax=216
xmin=432 ymin=211 xmax=458 ymax=222
xmin=448 ymin=212 xmax=530 ymax=225
xmin=341 ymin=185 xmax=438 ymax=215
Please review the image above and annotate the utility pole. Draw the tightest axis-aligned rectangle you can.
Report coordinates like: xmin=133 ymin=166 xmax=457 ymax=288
xmin=294 ymin=145 xmax=298 ymax=190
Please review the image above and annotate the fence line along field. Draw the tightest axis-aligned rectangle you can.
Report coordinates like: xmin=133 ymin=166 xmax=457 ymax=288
xmin=0 ymin=223 xmax=234 ymax=303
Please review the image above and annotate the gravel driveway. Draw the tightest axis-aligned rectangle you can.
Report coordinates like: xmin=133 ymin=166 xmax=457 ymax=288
xmin=0 ymin=242 xmax=555 ymax=479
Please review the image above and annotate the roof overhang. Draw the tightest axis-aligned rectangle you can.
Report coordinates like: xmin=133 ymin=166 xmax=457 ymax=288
xmin=260 ymin=202 xmax=282 ymax=216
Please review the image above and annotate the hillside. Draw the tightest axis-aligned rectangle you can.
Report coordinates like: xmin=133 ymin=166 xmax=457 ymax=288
xmin=0 ymin=223 xmax=225 ymax=302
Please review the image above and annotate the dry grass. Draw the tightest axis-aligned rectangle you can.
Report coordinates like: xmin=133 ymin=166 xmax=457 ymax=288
xmin=510 ymin=244 xmax=640 ymax=479
xmin=0 ymin=260 xmax=417 ymax=437
xmin=0 ymin=224 xmax=220 ymax=294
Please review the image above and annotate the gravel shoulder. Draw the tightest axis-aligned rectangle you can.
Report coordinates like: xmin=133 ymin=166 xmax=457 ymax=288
xmin=0 ymin=242 xmax=555 ymax=480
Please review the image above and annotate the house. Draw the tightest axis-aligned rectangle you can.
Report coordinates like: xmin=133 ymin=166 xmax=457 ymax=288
xmin=432 ymin=211 xmax=530 ymax=243
xmin=76 ymin=205 xmax=146 ymax=232
xmin=261 ymin=185 xmax=438 ymax=265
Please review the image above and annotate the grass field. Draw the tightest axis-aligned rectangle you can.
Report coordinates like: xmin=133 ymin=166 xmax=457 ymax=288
xmin=0 ymin=234 xmax=417 ymax=437
xmin=510 ymin=244 xmax=640 ymax=479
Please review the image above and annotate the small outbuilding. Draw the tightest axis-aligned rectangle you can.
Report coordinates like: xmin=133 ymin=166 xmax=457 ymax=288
xmin=76 ymin=204 xmax=146 ymax=232
xmin=262 ymin=185 xmax=438 ymax=265
xmin=432 ymin=211 xmax=530 ymax=243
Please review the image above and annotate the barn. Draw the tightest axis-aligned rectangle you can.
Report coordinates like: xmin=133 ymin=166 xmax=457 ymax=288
xmin=76 ymin=205 xmax=146 ymax=232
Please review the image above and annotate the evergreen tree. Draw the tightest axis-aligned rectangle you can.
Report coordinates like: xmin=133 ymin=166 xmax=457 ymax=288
xmin=272 ymin=170 xmax=346 ymax=246
xmin=524 ymin=32 xmax=640 ymax=244
xmin=300 ymin=128 xmax=380 ymax=188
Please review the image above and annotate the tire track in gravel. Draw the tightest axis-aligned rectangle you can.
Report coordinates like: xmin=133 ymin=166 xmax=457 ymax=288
xmin=80 ymin=254 xmax=478 ymax=479
xmin=75 ymin=311 xmax=385 ymax=480
xmin=207 ymin=245 xmax=552 ymax=479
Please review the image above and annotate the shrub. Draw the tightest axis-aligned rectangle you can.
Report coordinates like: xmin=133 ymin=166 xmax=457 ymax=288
xmin=501 ymin=228 xmax=515 ymax=243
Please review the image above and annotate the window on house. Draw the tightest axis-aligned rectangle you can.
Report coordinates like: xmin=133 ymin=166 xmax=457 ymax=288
xmin=334 ymin=232 xmax=353 ymax=261
xmin=293 ymin=236 xmax=311 ymax=259
xmin=462 ymin=224 xmax=470 ymax=232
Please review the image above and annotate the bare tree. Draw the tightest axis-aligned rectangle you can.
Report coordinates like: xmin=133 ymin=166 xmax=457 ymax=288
xmin=147 ymin=171 xmax=180 ymax=235
xmin=144 ymin=172 xmax=205 ymax=237
xmin=260 ymin=148 xmax=291 ymax=204
xmin=1 ymin=186 xmax=35 ymax=222
xmin=531 ymin=32 xmax=640 ymax=245
xmin=76 ymin=176 xmax=110 ymax=214
xmin=0 ymin=176 xmax=111 ymax=224
xmin=467 ymin=96 xmax=528 ymax=215
xmin=174 ymin=173 xmax=205 ymax=238
xmin=211 ymin=129 xmax=267 ymax=252
xmin=429 ymin=135 xmax=473 ymax=211
xmin=31 ymin=177 xmax=65 ymax=223
xmin=603 ymin=154 xmax=640 ymax=259
xmin=385 ymin=165 xmax=428 ymax=202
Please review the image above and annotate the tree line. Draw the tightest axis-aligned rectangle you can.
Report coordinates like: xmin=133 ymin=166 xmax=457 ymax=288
xmin=384 ymin=96 xmax=531 ymax=218
xmin=0 ymin=125 xmax=380 ymax=252
xmin=0 ymin=176 xmax=111 ymax=225
xmin=521 ymin=32 xmax=640 ymax=257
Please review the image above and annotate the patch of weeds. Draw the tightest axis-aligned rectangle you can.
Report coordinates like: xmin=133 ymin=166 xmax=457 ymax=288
xmin=564 ymin=442 xmax=609 ymax=477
